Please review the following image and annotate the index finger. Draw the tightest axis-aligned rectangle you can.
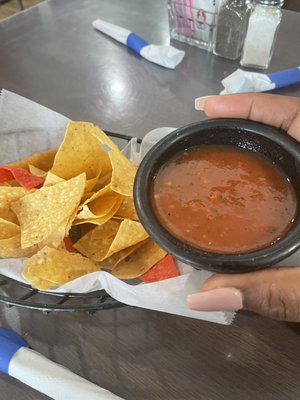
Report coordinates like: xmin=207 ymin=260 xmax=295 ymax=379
xmin=201 ymin=93 xmax=300 ymax=141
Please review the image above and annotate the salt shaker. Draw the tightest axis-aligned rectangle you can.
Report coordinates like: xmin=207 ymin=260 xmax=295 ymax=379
xmin=240 ymin=0 xmax=284 ymax=69
xmin=213 ymin=0 xmax=251 ymax=60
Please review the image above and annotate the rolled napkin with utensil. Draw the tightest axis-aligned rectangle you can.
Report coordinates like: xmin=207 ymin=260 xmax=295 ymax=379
xmin=92 ymin=18 xmax=185 ymax=69
xmin=220 ymin=67 xmax=300 ymax=95
xmin=0 ymin=327 xmax=124 ymax=400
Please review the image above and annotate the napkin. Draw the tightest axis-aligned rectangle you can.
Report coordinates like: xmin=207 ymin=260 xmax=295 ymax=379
xmin=0 ymin=89 xmax=233 ymax=325
xmin=0 ymin=327 xmax=124 ymax=400
xmin=219 ymin=67 xmax=300 ymax=95
xmin=92 ymin=18 xmax=185 ymax=69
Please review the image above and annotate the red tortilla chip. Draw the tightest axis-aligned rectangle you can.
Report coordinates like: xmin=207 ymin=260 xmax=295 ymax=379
xmin=0 ymin=166 xmax=44 ymax=189
xmin=139 ymin=254 xmax=179 ymax=283
xmin=63 ymin=237 xmax=76 ymax=252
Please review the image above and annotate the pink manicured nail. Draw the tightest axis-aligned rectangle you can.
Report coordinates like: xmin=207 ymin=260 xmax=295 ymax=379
xmin=187 ymin=288 xmax=243 ymax=312
xmin=194 ymin=95 xmax=216 ymax=111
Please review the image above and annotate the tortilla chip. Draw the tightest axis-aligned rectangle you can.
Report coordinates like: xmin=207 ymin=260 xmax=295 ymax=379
xmin=11 ymin=173 xmax=86 ymax=248
xmin=8 ymin=149 xmax=57 ymax=171
xmin=0 ymin=187 xmax=27 ymax=208
xmin=77 ymin=184 xmax=123 ymax=219
xmin=109 ymin=150 xmax=137 ymax=196
xmin=23 ymin=246 xmax=99 ymax=288
xmin=0 ymin=122 xmax=161 ymax=288
xmin=73 ymin=196 xmax=123 ymax=226
xmin=63 ymin=237 xmax=76 ymax=253
xmin=93 ymin=127 xmax=137 ymax=196
xmin=0 ymin=207 xmax=18 ymax=224
xmin=43 ymin=172 xmax=65 ymax=187
xmin=28 ymin=165 xmax=47 ymax=177
xmin=99 ymin=240 xmax=147 ymax=270
xmin=112 ymin=239 xmax=166 ymax=279
xmin=36 ymin=221 xmax=67 ymax=250
xmin=106 ymin=219 xmax=148 ymax=258
xmin=0 ymin=166 xmax=44 ymax=189
xmin=74 ymin=219 xmax=120 ymax=261
xmin=115 ymin=196 xmax=138 ymax=221
xmin=0 ymin=218 xmax=20 ymax=239
xmin=50 ymin=121 xmax=110 ymax=192
xmin=75 ymin=218 xmax=148 ymax=264
xmin=0 ymin=234 xmax=37 ymax=258
xmin=140 ymin=255 xmax=179 ymax=282
xmin=22 ymin=267 xmax=57 ymax=291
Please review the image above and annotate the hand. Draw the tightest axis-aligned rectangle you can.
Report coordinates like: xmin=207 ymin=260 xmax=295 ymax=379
xmin=189 ymin=93 xmax=300 ymax=321
xmin=195 ymin=93 xmax=300 ymax=141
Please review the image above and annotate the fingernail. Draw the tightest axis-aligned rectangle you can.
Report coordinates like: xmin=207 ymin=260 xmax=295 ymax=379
xmin=194 ymin=95 xmax=216 ymax=111
xmin=187 ymin=288 xmax=243 ymax=312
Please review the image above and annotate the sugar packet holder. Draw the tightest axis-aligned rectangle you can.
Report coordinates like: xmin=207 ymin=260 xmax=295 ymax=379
xmin=92 ymin=18 xmax=185 ymax=69
xmin=0 ymin=327 xmax=124 ymax=400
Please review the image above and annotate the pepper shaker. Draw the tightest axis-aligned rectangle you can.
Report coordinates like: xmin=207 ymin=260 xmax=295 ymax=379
xmin=213 ymin=0 xmax=252 ymax=60
xmin=240 ymin=0 xmax=284 ymax=69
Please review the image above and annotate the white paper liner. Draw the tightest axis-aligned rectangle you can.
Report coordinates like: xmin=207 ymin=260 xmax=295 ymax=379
xmin=0 ymin=89 xmax=238 ymax=324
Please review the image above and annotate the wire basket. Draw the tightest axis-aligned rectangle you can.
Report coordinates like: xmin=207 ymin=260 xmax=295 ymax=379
xmin=0 ymin=131 xmax=141 ymax=313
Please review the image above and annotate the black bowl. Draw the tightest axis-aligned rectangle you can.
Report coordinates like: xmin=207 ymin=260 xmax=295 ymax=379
xmin=133 ymin=118 xmax=300 ymax=273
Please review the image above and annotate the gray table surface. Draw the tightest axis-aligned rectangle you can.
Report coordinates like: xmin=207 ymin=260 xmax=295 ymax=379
xmin=0 ymin=1 xmax=300 ymax=399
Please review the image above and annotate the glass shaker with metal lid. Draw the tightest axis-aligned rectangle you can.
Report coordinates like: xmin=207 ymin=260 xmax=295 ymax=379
xmin=240 ymin=0 xmax=284 ymax=69
xmin=213 ymin=0 xmax=252 ymax=60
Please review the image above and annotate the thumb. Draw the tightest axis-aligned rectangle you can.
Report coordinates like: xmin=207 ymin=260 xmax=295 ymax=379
xmin=187 ymin=267 xmax=300 ymax=321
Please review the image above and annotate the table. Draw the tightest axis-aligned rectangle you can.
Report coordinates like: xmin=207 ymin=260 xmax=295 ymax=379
xmin=0 ymin=1 xmax=300 ymax=399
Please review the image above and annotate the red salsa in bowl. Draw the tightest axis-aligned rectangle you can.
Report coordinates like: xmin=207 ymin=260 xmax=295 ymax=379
xmin=134 ymin=119 xmax=300 ymax=273
xmin=152 ymin=145 xmax=297 ymax=254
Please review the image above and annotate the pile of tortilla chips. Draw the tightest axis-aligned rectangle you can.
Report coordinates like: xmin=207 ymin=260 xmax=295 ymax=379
xmin=0 ymin=122 xmax=168 ymax=290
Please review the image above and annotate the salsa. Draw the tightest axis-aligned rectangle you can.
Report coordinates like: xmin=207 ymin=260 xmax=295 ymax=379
xmin=152 ymin=145 xmax=297 ymax=254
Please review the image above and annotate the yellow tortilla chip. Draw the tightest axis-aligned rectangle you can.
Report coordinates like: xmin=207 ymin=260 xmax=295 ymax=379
xmin=28 ymin=165 xmax=46 ymax=177
xmin=106 ymin=219 xmax=148 ymax=258
xmin=11 ymin=173 xmax=86 ymax=248
xmin=93 ymin=127 xmax=137 ymax=196
xmin=93 ymin=126 xmax=120 ymax=152
xmin=0 ymin=218 xmax=20 ymax=239
xmin=23 ymin=246 xmax=99 ymax=288
xmin=115 ymin=196 xmax=138 ymax=221
xmin=77 ymin=184 xmax=123 ymax=219
xmin=0 ymin=207 xmax=18 ymax=224
xmin=74 ymin=220 xmax=121 ymax=261
xmin=43 ymin=172 xmax=65 ymax=187
xmin=50 ymin=121 xmax=110 ymax=192
xmin=75 ymin=219 xmax=148 ymax=265
xmin=108 ymin=149 xmax=137 ymax=196
xmin=112 ymin=239 xmax=166 ymax=279
xmin=0 ymin=187 xmax=27 ymax=208
xmin=0 ymin=234 xmax=37 ymax=258
xmin=99 ymin=240 xmax=147 ymax=270
xmin=1 ymin=122 xmax=159 ymax=288
xmin=37 ymin=209 xmax=77 ymax=250
xmin=37 ymin=221 xmax=66 ymax=250
xmin=22 ymin=267 xmax=57 ymax=291
xmin=74 ymin=196 xmax=123 ymax=226
xmin=8 ymin=149 xmax=57 ymax=171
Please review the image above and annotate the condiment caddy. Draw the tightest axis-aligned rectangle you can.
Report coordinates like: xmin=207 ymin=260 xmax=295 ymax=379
xmin=168 ymin=0 xmax=285 ymax=69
